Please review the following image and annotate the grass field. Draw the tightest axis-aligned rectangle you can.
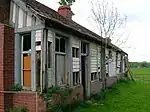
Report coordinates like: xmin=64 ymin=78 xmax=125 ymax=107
xmin=132 ymin=68 xmax=150 ymax=83
xmin=78 ymin=68 xmax=150 ymax=112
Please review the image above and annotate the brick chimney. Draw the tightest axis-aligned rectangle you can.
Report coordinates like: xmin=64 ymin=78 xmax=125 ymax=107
xmin=58 ymin=5 xmax=74 ymax=20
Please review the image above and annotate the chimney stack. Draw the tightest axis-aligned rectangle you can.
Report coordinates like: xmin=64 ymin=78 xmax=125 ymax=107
xmin=58 ymin=5 xmax=74 ymax=20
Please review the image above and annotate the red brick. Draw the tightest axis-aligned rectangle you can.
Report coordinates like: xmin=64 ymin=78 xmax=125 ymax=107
xmin=0 ymin=0 xmax=11 ymax=24
xmin=0 ymin=24 xmax=14 ymax=112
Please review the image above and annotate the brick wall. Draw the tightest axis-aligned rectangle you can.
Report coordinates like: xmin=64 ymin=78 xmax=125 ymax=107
xmin=0 ymin=24 xmax=14 ymax=112
xmin=90 ymin=80 xmax=103 ymax=95
xmin=0 ymin=0 xmax=11 ymax=24
xmin=13 ymin=93 xmax=36 ymax=112
xmin=106 ymin=76 xmax=118 ymax=88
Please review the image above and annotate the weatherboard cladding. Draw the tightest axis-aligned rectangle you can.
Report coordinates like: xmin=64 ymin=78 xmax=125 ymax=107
xmin=21 ymin=0 xmax=126 ymax=54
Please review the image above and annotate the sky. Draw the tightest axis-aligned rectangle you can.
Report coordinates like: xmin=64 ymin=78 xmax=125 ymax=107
xmin=37 ymin=0 xmax=150 ymax=62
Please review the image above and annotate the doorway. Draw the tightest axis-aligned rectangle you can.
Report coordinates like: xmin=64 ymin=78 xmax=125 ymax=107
xmin=81 ymin=56 xmax=87 ymax=99
xmin=55 ymin=54 xmax=66 ymax=86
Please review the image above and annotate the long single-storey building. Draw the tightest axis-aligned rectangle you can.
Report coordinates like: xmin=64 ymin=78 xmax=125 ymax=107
xmin=0 ymin=0 xmax=128 ymax=111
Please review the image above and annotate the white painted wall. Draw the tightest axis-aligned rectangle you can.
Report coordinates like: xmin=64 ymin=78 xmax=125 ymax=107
xmin=105 ymin=49 xmax=117 ymax=77
xmin=91 ymin=43 xmax=97 ymax=73
xmin=18 ymin=7 xmax=23 ymax=28
xmin=26 ymin=13 xmax=32 ymax=27
xmin=72 ymin=38 xmax=80 ymax=48
xmin=116 ymin=53 xmax=121 ymax=74
xmin=73 ymin=58 xmax=80 ymax=72
xmin=12 ymin=2 xmax=43 ymax=28
xmin=47 ymin=30 xmax=54 ymax=87
xmin=12 ymin=2 xmax=16 ymax=24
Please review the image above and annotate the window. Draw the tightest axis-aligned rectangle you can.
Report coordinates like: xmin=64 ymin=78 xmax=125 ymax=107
xmin=36 ymin=41 xmax=41 ymax=46
xmin=91 ymin=72 xmax=98 ymax=81
xmin=72 ymin=47 xmax=79 ymax=58
xmin=60 ymin=38 xmax=65 ymax=52
xmin=23 ymin=34 xmax=31 ymax=51
xmin=81 ymin=42 xmax=87 ymax=54
xmin=55 ymin=38 xmax=66 ymax=53
xmin=55 ymin=38 xmax=59 ymax=52
xmin=73 ymin=72 xmax=80 ymax=86
xmin=109 ymin=50 xmax=112 ymax=59
xmin=22 ymin=33 xmax=32 ymax=87
xmin=98 ymin=72 xmax=101 ymax=80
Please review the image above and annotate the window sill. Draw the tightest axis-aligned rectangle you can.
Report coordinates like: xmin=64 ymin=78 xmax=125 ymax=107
xmin=55 ymin=52 xmax=66 ymax=55
xmin=91 ymin=79 xmax=99 ymax=83
xmin=72 ymin=84 xmax=82 ymax=88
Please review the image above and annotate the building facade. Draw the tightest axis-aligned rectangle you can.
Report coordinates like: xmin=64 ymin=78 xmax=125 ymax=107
xmin=0 ymin=0 xmax=128 ymax=111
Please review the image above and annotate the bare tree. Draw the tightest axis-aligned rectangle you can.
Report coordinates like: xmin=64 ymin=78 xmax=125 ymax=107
xmin=90 ymin=0 xmax=129 ymax=85
xmin=90 ymin=0 xmax=128 ymax=46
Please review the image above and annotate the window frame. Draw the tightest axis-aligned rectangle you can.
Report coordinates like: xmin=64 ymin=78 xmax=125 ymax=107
xmin=73 ymin=72 xmax=80 ymax=86
xmin=55 ymin=37 xmax=66 ymax=53
xmin=72 ymin=47 xmax=79 ymax=58
xmin=91 ymin=72 xmax=98 ymax=81
xmin=81 ymin=42 xmax=88 ymax=54
xmin=21 ymin=33 xmax=32 ymax=89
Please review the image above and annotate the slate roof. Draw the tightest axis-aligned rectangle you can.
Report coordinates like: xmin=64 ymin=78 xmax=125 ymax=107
xmin=21 ymin=0 xmax=127 ymax=54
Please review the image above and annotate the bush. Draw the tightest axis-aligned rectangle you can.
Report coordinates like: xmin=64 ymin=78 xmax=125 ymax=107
xmin=8 ymin=107 xmax=28 ymax=112
xmin=91 ymin=89 xmax=106 ymax=101
xmin=42 ymin=86 xmax=74 ymax=112
xmin=8 ymin=84 xmax=22 ymax=91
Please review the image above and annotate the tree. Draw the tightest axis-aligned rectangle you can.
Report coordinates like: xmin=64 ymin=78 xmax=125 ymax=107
xmin=90 ymin=0 xmax=128 ymax=46
xmin=59 ymin=0 xmax=75 ymax=6
xmin=90 ymin=0 xmax=129 ymax=86
xmin=140 ymin=61 xmax=149 ymax=68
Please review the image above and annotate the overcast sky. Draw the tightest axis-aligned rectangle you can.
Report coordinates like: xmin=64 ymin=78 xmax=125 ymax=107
xmin=37 ymin=0 xmax=150 ymax=62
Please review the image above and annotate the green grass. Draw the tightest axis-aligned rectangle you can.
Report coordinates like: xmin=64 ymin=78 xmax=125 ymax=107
xmin=132 ymin=68 xmax=150 ymax=75
xmin=78 ymin=68 xmax=150 ymax=112
xmin=132 ymin=68 xmax=150 ymax=83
